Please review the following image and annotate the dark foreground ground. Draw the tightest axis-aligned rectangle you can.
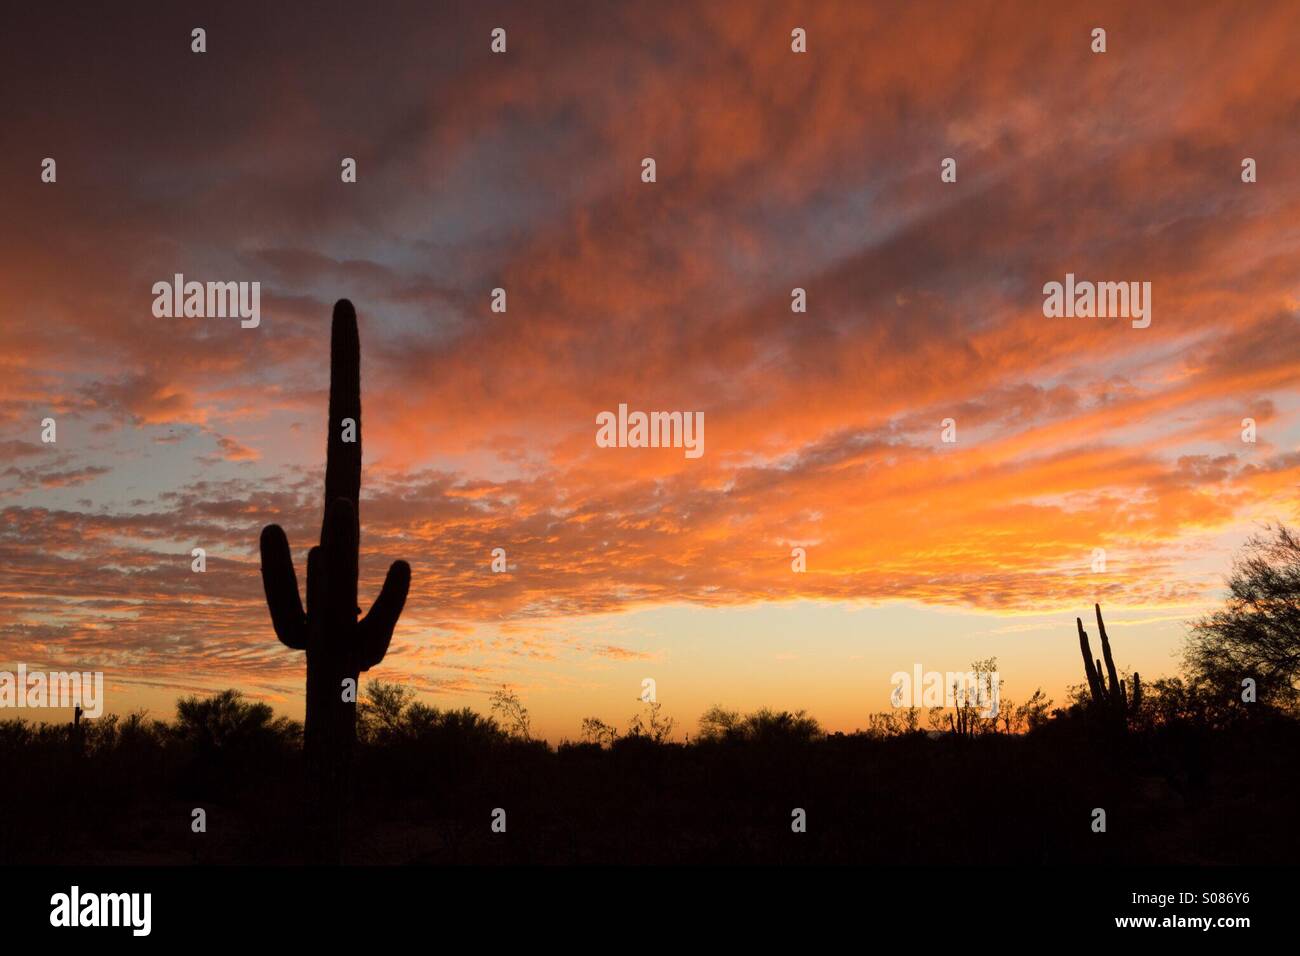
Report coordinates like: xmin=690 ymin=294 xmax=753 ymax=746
xmin=1 ymin=701 xmax=1295 ymax=865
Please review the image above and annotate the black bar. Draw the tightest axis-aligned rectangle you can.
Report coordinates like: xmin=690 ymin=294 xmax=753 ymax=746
xmin=2 ymin=864 xmax=1282 ymax=941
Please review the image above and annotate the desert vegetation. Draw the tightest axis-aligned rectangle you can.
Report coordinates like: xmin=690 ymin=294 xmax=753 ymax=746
xmin=2 ymin=525 xmax=1295 ymax=865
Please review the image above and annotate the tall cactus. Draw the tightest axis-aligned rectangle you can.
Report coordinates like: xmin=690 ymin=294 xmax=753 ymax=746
xmin=258 ymin=299 xmax=411 ymax=772
xmin=1075 ymin=603 xmax=1138 ymax=726
xmin=71 ymin=703 xmax=84 ymax=755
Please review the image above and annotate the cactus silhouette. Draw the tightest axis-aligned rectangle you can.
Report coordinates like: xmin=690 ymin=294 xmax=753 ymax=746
xmin=258 ymin=299 xmax=411 ymax=782
xmin=1076 ymin=603 xmax=1140 ymax=726
xmin=71 ymin=703 xmax=84 ymax=755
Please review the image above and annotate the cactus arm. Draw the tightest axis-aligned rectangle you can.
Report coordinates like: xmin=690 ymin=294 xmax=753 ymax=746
xmin=1072 ymin=605 xmax=1134 ymax=730
xmin=358 ymin=560 xmax=412 ymax=671
xmin=1095 ymin=604 xmax=1125 ymax=715
xmin=260 ymin=524 xmax=308 ymax=650
xmin=1077 ymin=618 xmax=1105 ymax=704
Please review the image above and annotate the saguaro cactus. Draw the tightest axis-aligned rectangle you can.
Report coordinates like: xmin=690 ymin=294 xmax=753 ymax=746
xmin=1076 ymin=603 xmax=1140 ymax=726
xmin=71 ymin=703 xmax=84 ymax=755
xmin=258 ymin=299 xmax=411 ymax=772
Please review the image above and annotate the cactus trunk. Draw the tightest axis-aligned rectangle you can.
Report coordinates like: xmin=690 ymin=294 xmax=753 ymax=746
xmin=1075 ymin=603 xmax=1138 ymax=730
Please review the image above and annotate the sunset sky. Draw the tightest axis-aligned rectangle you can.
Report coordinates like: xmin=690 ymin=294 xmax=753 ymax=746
xmin=2 ymin=1 xmax=1298 ymax=741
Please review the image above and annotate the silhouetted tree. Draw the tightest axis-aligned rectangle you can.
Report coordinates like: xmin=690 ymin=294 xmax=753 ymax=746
xmin=1186 ymin=524 xmax=1300 ymax=711
xmin=1001 ymin=688 xmax=1053 ymax=734
xmin=625 ymin=700 xmax=675 ymax=743
xmin=358 ymin=680 xmax=416 ymax=744
xmin=866 ymin=708 xmax=920 ymax=737
xmin=949 ymin=656 xmax=1001 ymax=737
xmin=173 ymin=690 xmax=298 ymax=753
xmin=698 ymin=706 xmax=820 ymax=744
xmin=579 ymin=717 xmax=618 ymax=747
xmin=697 ymin=705 xmax=742 ymax=741
xmin=403 ymin=706 xmax=505 ymax=747
xmin=490 ymin=686 xmax=533 ymax=741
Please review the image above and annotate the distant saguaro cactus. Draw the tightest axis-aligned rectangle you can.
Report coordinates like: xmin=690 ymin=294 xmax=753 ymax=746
xmin=258 ymin=299 xmax=411 ymax=775
xmin=71 ymin=703 xmax=84 ymax=754
xmin=1076 ymin=603 xmax=1140 ymax=726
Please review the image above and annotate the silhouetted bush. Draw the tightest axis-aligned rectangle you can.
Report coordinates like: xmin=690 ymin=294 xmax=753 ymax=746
xmin=697 ymin=706 xmax=822 ymax=745
xmin=0 ymin=681 xmax=1296 ymax=864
